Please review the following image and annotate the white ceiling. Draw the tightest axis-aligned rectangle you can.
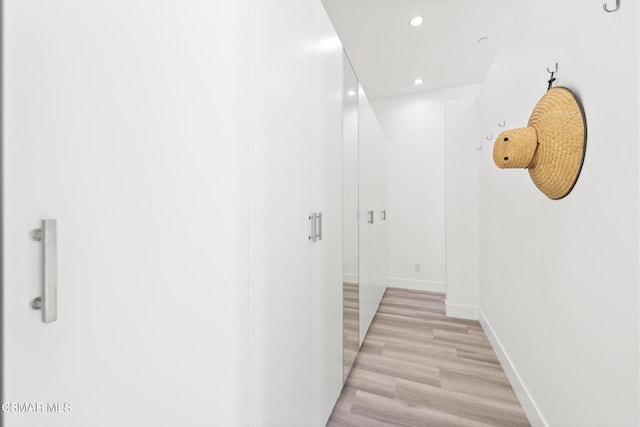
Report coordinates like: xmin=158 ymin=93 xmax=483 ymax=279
xmin=322 ymin=0 xmax=523 ymax=100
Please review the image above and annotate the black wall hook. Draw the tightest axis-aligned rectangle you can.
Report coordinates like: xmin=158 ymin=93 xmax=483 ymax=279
xmin=547 ymin=62 xmax=558 ymax=90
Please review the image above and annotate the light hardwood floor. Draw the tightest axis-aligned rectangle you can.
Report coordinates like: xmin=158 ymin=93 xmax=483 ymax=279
xmin=328 ymin=288 xmax=530 ymax=427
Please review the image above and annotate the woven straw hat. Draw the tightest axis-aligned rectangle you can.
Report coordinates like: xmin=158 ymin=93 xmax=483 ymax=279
xmin=493 ymin=87 xmax=587 ymax=200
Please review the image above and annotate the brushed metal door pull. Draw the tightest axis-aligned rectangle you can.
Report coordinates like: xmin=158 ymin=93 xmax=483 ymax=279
xmin=316 ymin=212 xmax=322 ymax=241
xmin=309 ymin=213 xmax=317 ymax=242
xmin=30 ymin=219 xmax=57 ymax=323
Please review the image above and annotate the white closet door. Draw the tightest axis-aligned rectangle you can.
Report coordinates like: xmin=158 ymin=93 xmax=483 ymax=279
xmin=357 ymin=89 xmax=372 ymax=344
xmin=358 ymin=91 xmax=387 ymax=343
xmin=3 ymin=1 xmax=249 ymax=426
xmin=371 ymin=121 xmax=389 ymax=302
xmin=358 ymin=86 xmax=375 ymax=346
xmin=380 ymin=138 xmax=389 ymax=293
xmin=310 ymin=2 xmax=344 ymax=425
xmin=248 ymin=0 xmax=314 ymax=425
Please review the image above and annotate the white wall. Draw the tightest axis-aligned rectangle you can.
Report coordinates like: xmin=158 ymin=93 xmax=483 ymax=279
xmin=443 ymin=88 xmax=482 ymax=319
xmin=470 ymin=0 xmax=638 ymax=425
xmin=373 ymin=94 xmax=446 ymax=292
xmin=372 ymin=86 xmax=479 ymax=294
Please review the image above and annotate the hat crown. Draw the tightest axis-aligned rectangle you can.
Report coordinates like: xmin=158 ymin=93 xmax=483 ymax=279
xmin=493 ymin=127 xmax=538 ymax=169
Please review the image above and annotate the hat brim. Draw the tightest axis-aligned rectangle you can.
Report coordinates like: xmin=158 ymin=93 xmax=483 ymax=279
xmin=527 ymin=87 xmax=587 ymax=200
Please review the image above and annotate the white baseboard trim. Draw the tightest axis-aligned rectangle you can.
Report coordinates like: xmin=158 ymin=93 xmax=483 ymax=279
xmin=387 ymin=277 xmax=446 ymax=293
xmin=444 ymin=301 xmax=478 ymax=320
xmin=343 ymin=273 xmax=358 ymax=283
xmin=479 ymin=310 xmax=548 ymax=427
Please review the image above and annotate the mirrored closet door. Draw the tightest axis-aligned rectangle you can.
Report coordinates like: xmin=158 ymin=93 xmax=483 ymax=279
xmin=342 ymin=52 xmax=360 ymax=382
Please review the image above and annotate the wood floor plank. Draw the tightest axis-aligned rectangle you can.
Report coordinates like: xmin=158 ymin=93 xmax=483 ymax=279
xmin=456 ymin=348 xmax=501 ymax=365
xmin=380 ymin=346 xmax=506 ymax=376
xmin=353 ymin=352 xmax=442 ymax=388
xmin=439 ymin=369 xmax=520 ymax=405
xmin=409 ymin=404 xmax=496 ymax=427
xmin=433 ymin=328 xmax=493 ymax=349
xmin=348 ymin=390 xmax=415 ymax=427
xmin=395 ymin=379 xmax=529 ymax=427
xmin=347 ymin=368 xmax=398 ymax=399
xmin=327 ymin=288 xmax=530 ymax=427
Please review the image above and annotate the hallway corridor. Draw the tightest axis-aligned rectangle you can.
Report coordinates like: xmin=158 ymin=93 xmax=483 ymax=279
xmin=328 ymin=288 xmax=530 ymax=426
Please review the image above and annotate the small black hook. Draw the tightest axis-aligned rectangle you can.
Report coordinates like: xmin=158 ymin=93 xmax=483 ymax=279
xmin=547 ymin=73 xmax=556 ymax=90
xmin=546 ymin=63 xmax=558 ymax=90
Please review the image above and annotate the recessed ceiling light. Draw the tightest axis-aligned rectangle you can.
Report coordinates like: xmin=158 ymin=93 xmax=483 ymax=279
xmin=414 ymin=78 xmax=424 ymax=86
xmin=409 ymin=16 xmax=423 ymax=27
xmin=347 ymin=90 xmax=356 ymax=97
xmin=477 ymin=36 xmax=489 ymax=45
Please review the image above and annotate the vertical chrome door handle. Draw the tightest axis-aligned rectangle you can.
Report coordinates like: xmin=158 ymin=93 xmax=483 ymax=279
xmin=309 ymin=213 xmax=317 ymax=242
xmin=316 ymin=212 xmax=322 ymax=241
xmin=381 ymin=210 xmax=387 ymax=221
xmin=30 ymin=219 xmax=58 ymax=323
xmin=367 ymin=210 xmax=374 ymax=224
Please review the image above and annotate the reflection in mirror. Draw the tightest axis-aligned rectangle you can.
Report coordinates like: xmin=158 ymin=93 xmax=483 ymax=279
xmin=342 ymin=51 xmax=359 ymax=383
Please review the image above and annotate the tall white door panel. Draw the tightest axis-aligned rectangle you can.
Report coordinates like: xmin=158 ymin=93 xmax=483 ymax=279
xmin=248 ymin=0 xmax=314 ymax=425
xmin=358 ymin=91 xmax=387 ymax=343
xmin=357 ymin=87 xmax=373 ymax=344
xmin=310 ymin=2 xmax=344 ymax=426
xmin=3 ymin=1 xmax=249 ymax=426
xmin=371 ymin=122 xmax=389 ymax=304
